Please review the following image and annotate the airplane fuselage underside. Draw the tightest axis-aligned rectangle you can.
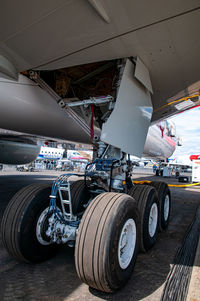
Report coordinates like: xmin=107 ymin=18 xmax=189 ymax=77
xmin=0 ymin=58 xmax=176 ymax=164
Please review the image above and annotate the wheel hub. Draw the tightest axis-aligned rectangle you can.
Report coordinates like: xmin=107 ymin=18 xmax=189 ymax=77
xmin=148 ymin=203 xmax=158 ymax=237
xmin=164 ymin=194 xmax=170 ymax=221
xmin=36 ymin=207 xmax=52 ymax=245
xmin=118 ymin=218 xmax=136 ymax=269
xmin=36 ymin=207 xmax=77 ymax=245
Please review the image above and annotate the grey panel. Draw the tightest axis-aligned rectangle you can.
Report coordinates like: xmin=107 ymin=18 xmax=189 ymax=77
xmin=134 ymin=57 xmax=153 ymax=93
xmin=101 ymin=59 xmax=152 ymax=157
xmin=0 ymin=54 xmax=18 ymax=80
xmin=0 ymin=75 xmax=91 ymax=144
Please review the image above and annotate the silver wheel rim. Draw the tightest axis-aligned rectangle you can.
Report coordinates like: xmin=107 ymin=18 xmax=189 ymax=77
xmin=118 ymin=218 xmax=136 ymax=269
xmin=164 ymin=194 xmax=170 ymax=221
xmin=36 ymin=207 xmax=51 ymax=245
xmin=148 ymin=203 xmax=158 ymax=237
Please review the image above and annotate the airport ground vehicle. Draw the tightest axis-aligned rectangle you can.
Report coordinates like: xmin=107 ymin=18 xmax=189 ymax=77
xmin=16 ymin=164 xmax=35 ymax=172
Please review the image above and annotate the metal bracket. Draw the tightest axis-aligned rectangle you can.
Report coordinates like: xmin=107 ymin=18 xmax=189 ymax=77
xmin=67 ymin=95 xmax=113 ymax=108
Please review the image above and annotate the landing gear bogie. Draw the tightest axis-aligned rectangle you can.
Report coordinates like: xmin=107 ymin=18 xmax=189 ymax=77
xmin=1 ymin=153 xmax=171 ymax=293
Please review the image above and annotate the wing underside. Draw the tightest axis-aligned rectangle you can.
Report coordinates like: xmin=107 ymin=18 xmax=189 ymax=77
xmin=0 ymin=1 xmax=199 ymax=122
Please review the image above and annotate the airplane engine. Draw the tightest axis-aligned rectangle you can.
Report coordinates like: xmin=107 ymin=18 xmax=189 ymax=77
xmin=0 ymin=137 xmax=40 ymax=164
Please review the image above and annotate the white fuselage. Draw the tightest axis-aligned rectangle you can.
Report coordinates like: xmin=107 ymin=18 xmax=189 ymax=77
xmin=143 ymin=124 xmax=176 ymax=159
xmin=37 ymin=146 xmax=64 ymax=161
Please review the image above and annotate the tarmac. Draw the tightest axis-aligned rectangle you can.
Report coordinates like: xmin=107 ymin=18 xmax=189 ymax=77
xmin=0 ymin=169 xmax=199 ymax=301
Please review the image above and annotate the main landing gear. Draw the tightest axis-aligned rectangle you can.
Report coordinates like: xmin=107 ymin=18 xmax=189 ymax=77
xmin=1 ymin=149 xmax=171 ymax=293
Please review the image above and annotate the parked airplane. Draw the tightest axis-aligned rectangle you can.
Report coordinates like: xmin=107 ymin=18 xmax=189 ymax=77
xmin=37 ymin=146 xmax=64 ymax=161
xmin=67 ymin=150 xmax=89 ymax=162
xmin=143 ymin=120 xmax=177 ymax=159
xmin=0 ymin=1 xmax=200 ymax=293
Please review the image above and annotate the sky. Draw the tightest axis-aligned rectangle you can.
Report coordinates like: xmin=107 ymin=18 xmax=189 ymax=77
xmin=169 ymin=106 xmax=200 ymax=158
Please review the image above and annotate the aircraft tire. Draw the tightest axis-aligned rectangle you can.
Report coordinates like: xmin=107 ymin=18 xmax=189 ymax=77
xmin=1 ymin=183 xmax=59 ymax=263
xmin=149 ymin=181 xmax=171 ymax=231
xmin=128 ymin=185 xmax=159 ymax=252
xmin=75 ymin=192 xmax=139 ymax=292
xmin=70 ymin=180 xmax=91 ymax=215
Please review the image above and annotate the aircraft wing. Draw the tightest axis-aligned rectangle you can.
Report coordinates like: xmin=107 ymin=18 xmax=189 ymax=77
xmin=0 ymin=0 xmax=200 ymax=122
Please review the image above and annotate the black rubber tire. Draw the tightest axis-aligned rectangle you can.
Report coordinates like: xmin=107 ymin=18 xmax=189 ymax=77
xmin=70 ymin=180 xmax=91 ymax=215
xmin=1 ymin=183 xmax=59 ymax=263
xmin=75 ymin=192 xmax=140 ymax=292
xmin=128 ymin=185 xmax=159 ymax=252
xmin=149 ymin=181 xmax=171 ymax=231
